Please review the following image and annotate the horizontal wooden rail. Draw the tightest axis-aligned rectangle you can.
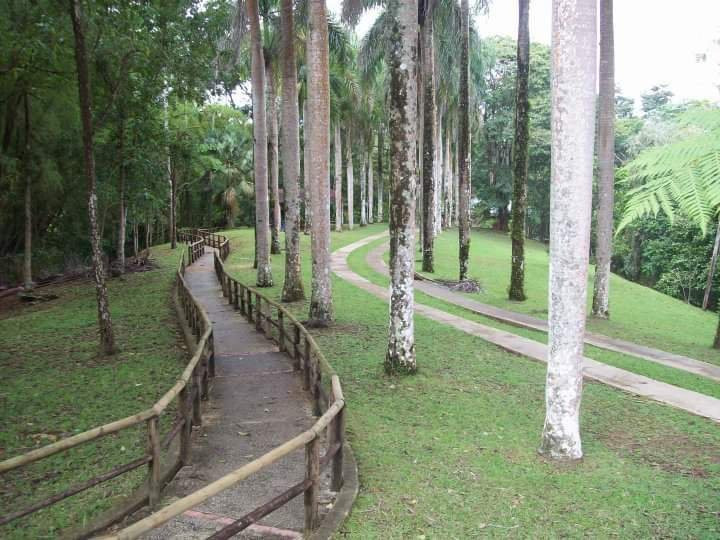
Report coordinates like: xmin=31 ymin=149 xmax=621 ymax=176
xmin=0 ymin=230 xmax=215 ymax=532
xmin=107 ymin=243 xmax=348 ymax=540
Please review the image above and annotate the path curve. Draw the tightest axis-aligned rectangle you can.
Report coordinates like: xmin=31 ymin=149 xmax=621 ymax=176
xmin=331 ymin=233 xmax=720 ymax=423
xmin=370 ymin=232 xmax=720 ymax=384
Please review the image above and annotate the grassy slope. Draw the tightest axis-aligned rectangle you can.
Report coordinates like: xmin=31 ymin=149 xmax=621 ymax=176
xmin=0 ymin=245 xmax=187 ymax=538
xmin=224 ymin=225 xmax=720 ymax=539
xmin=418 ymin=228 xmax=720 ymax=366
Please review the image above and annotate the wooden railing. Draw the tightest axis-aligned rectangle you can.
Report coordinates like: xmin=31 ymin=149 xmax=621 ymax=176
xmin=178 ymin=228 xmax=229 ymax=261
xmin=0 ymin=232 xmax=215 ymax=535
xmin=106 ymin=243 xmax=347 ymax=540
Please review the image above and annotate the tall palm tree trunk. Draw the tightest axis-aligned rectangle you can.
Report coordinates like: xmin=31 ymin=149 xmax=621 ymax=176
xmin=377 ymin=129 xmax=384 ymax=222
xmin=23 ymin=93 xmax=33 ymax=290
xmin=280 ymin=78 xmax=305 ymax=300
xmin=267 ymin=61 xmax=282 ymax=255
xmin=458 ymin=0 xmax=471 ymax=281
xmin=307 ymin=0 xmax=333 ymax=325
xmin=346 ymin=131 xmax=354 ymax=229
xmin=591 ymin=0 xmax=615 ymax=318
xmin=334 ymin=123 xmax=343 ymax=231
xmin=117 ymin=116 xmax=126 ymax=273
xmin=540 ymin=0 xmax=597 ymax=461
xmin=443 ymin=122 xmax=452 ymax=228
xmin=435 ymin=111 xmax=443 ymax=236
xmin=360 ymin=152 xmax=367 ymax=226
xmin=421 ymin=14 xmax=436 ymax=273
xmin=368 ymin=140 xmax=374 ymax=223
xmin=386 ymin=0 xmax=418 ymax=374
xmin=248 ymin=0 xmax=273 ymax=287
xmin=69 ymin=0 xmax=116 ymax=355
xmin=509 ymin=0 xmax=530 ymax=301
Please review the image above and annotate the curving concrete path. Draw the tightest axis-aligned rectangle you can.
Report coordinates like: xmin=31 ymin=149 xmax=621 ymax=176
xmin=369 ymin=232 xmax=720 ymax=384
xmin=331 ymin=233 xmax=720 ymax=423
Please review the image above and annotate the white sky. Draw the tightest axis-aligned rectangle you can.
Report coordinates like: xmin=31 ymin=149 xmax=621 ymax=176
xmin=327 ymin=0 xmax=720 ymax=106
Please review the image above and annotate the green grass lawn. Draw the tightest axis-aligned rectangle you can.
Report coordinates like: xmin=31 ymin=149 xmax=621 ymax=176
xmin=224 ymin=225 xmax=720 ymax=538
xmin=415 ymin=228 xmax=720 ymax=367
xmin=0 ymin=245 xmax=187 ymax=538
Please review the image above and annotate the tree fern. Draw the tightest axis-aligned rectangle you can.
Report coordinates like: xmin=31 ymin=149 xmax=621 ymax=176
xmin=618 ymin=107 xmax=720 ymax=235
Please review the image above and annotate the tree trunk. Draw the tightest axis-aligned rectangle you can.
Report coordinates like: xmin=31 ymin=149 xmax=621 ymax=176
xmin=453 ymin=130 xmax=459 ymax=225
xmin=385 ymin=0 xmax=418 ymax=374
xmin=163 ymin=89 xmax=176 ymax=250
xmin=368 ymin=138 xmax=374 ymax=224
xmin=509 ymin=0 xmax=530 ymax=301
xmin=117 ymin=117 xmax=126 ymax=273
xmin=69 ymin=0 xmax=116 ymax=355
xmin=435 ymin=109 xmax=443 ymax=237
xmin=170 ymin=165 xmax=177 ymax=248
xmin=591 ymin=0 xmax=615 ymax=318
xmin=360 ymin=151 xmax=367 ymax=226
xmin=133 ymin=222 xmax=139 ymax=257
xmin=303 ymin=100 xmax=312 ymax=235
xmin=421 ymin=15 xmax=436 ymax=273
xmin=458 ymin=0 xmax=471 ymax=282
xmin=703 ymin=219 xmax=720 ymax=310
xmin=377 ymin=129 xmax=384 ymax=222
xmin=540 ymin=0 xmax=597 ymax=462
xmin=443 ymin=122 xmax=452 ymax=228
xmin=334 ymin=124 xmax=343 ymax=231
xmin=346 ymin=131 xmax=354 ymax=229
xmin=307 ymin=0 xmax=333 ymax=325
xmin=267 ymin=60 xmax=282 ymax=255
xmin=248 ymin=0 xmax=273 ymax=287
xmin=22 ymin=93 xmax=33 ymax=290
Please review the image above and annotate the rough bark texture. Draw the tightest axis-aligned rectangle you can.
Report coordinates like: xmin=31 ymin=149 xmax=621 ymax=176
xmin=368 ymin=141 xmax=374 ymax=223
xmin=703 ymin=220 xmax=720 ymax=310
xmin=267 ymin=62 xmax=282 ymax=255
xmin=117 ymin=117 xmax=126 ymax=273
xmin=22 ymin=93 xmax=32 ymax=290
xmin=307 ymin=0 xmax=333 ymax=325
xmin=303 ymin=101 xmax=312 ymax=235
xmin=70 ymin=0 xmax=116 ymax=355
xmin=421 ymin=16 xmax=436 ymax=273
xmin=360 ymin=152 xmax=367 ymax=226
xmin=334 ymin=124 xmax=343 ymax=232
xmin=346 ymin=131 xmax=354 ymax=229
xmin=163 ymin=90 xmax=176 ymax=250
xmin=509 ymin=0 xmax=530 ymax=301
xmin=385 ymin=0 xmax=418 ymax=374
xmin=443 ymin=122 xmax=452 ymax=228
xmin=458 ymin=0 xmax=471 ymax=282
xmin=279 ymin=0 xmax=304 ymax=301
xmin=435 ymin=110 xmax=442 ymax=237
xmin=540 ymin=0 xmax=597 ymax=461
xmin=591 ymin=0 xmax=615 ymax=318
xmin=377 ymin=129 xmax=384 ymax=222
xmin=248 ymin=0 xmax=273 ymax=287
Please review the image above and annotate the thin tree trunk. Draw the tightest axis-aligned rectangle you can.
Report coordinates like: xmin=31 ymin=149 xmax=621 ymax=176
xmin=443 ymin=122 xmax=452 ymax=228
xmin=368 ymin=138 xmax=374 ymax=224
xmin=592 ymin=0 xmax=615 ymax=318
xmin=303 ymin=100 xmax=312 ymax=235
xmin=360 ymin=151 xmax=367 ymax=226
xmin=23 ymin=93 xmax=32 ymax=290
xmin=267 ymin=61 xmax=282 ymax=255
xmin=435 ymin=109 xmax=443 ymax=237
xmin=133 ymin=222 xmax=139 ymax=257
xmin=458 ymin=0 xmax=471 ymax=282
xmin=509 ymin=0 xmax=530 ymax=301
xmin=307 ymin=0 xmax=333 ymax=325
xmin=170 ymin=166 xmax=177 ymax=247
xmin=539 ymin=0 xmax=597 ymax=461
xmin=421 ymin=14 xmax=436 ymax=273
xmin=163 ymin=89 xmax=176 ymax=250
xmin=70 ymin=0 xmax=116 ymax=355
xmin=377 ymin=129 xmax=384 ymax=222
xmin=703 ymin=219 xmax=720 ymax=310
xmin=385 ymin=0 xmax=418 ymax=374
xmin=334 ymin=123 xmax=343 ymax=232
xmin=248 ymin=0 xmax=273 ymax=286
xmin=117 ymin=116 xmax=126 ymax=273
xmin=346 ymin=131 xmax=354 ymax=229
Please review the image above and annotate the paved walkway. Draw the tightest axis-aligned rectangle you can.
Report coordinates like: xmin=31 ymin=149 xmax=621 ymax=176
xmin=331 ymin=233 xmax=720 ymax=423
xmin=146 ymin=249 xmax=316 ymax=539
xmin=369 ymin=232 xmax=720 ymax=383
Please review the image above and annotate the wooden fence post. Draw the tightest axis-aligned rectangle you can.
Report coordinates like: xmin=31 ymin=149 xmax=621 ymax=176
xmin=331 ymin=405 xmax=345 ymax=491
xmin=293 ymin=326 xmax=301 ymax=370
xmin=255 ymin=293 xmax=262 ymax=332
xmin=247 ymin=289 xmax=253 ymax=323
xmin=304 ymin=437 xmax=320 ymax=535
xmin=278 ymin=311 xmax=285 ymax=352
xmin=208 ymin=333 xmax=216 ymax=378
xmin=234 ymin=281 xmax=239 ymax=309
xmin=147 ymin=417 xmax=161 ymax=509
xmin=192 ymin=371 xmax=202 ymax=426
xmin=303 ymin=336 xmax=311 ymax=391
xmin=179 ymin=387 xmax=192 ymax=465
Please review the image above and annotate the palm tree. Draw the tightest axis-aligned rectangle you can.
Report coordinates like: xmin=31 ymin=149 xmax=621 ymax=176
xmin=334 ymin=123 xmax=343 ymax=231
xmin=69 ymin=0 xmax=117 ymax=355
xmin=458 ymin=0 xmax=471 ymax=282
xmin=280 ymin=0 xmax=304 ymax=301
xmin=508 ymin=0 xmax=530 ymax=301
xmin=539 ymin=0 xmax=597 ymax=461
xmin=267 ymin=57 xmax=282 ymax=255
xmin=421 ymin=0 xmax=437 ymax=273
xmin=346 ymin=128 xmax=355 ymax=229
xmin=385 ymin=0 xmax=418 ymax=374
xmin=591 ymin=0 xmax=615 ymax=318
xmin=247 ymin=0 xmax=273 ymax=287
xmin=306 ymin=0 xmax=333 ymax=325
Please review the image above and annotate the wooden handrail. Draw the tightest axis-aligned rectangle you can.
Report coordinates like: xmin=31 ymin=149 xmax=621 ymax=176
xmin=0 ymin=230 xmax=214 ymax=531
